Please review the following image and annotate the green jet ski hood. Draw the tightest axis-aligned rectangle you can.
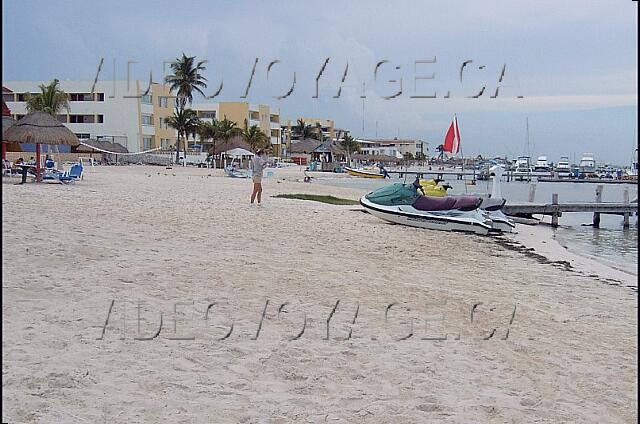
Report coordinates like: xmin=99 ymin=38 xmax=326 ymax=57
xmin=364 ymin=183 xmax=420 ymax=206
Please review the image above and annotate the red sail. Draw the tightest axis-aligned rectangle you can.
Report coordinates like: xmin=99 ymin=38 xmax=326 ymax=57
xmin=443 ymin=116 xmax=460 ymax=154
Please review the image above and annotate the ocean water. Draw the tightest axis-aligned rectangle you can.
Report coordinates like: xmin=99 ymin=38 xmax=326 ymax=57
xmin=314 ymin=173 xmax=638 ymax=273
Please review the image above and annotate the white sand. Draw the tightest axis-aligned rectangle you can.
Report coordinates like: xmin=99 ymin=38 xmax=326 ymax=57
xmin=2 ymin=166 xmax=637 ymax=423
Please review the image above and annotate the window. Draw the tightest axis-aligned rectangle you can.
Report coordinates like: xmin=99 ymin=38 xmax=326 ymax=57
xmin=157 ymin=96 xmax=169 ymax=108
xmin=202 ymin=111 xmax=216 ymax=119
xmin=141 ymin=94 xmax=152 ymax=104
xmin=69 ymin=93 xmax=95 ymax=101
xmin=2 ymin=93 xmax=14 ymax=102
xmin=96 ymin=93 xmax=105 ymax=101
xmin=270 ymin=114 xmax=279 ymax=123
xmin=75 ymin=133 xmax=90 ymax=139
xmin=141 ymin=114 xmax=153 ymax=125
xmin=97 ymin=115 xmax=104 ymax=123
xmin=69 ymin=114 xmax=95 ymax=123
xmin=143 ymin=136 xmax=152 ymax=150
xmin=17 ymin=93 xmax=29 ymax=102
xmin=271 ymin=129 xmax=279 ymax=137
xmin=250 ymin=111 xmax=259 ymax=121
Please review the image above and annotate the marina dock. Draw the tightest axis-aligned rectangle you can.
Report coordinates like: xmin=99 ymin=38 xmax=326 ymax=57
xmin=537 ymin=178 xmax=637 ymax=185
xmin=388 ymin=170 xmax=638 ymax=184
xmin=390 ymin=169 xmax=554 ymax=181
xmin=503 ymin=185 xmax=638 ymax=228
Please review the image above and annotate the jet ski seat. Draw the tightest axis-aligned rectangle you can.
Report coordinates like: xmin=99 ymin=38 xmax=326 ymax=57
xmin=412 ymin=195 xmax=483 ymax=212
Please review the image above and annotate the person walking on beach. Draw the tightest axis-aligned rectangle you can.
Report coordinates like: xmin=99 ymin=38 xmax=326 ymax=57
xmin=250 ymin=149 xmax=268 ymax=205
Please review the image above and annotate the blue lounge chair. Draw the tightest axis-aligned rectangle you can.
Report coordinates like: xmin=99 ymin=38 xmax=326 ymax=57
xmin=44 ymin=163 xmax=84 ymax=183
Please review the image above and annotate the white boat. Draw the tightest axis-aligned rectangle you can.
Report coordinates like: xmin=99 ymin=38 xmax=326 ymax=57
xmin=595 ymin=164 xmax=615 ymax=179
xmin=515 ymin=156 xmax=532 ymax=173
xmin=555 ymin=156 xmax=571 ymax=176
xmin=579 ymin=153 xmax=596 ymax=174
xmin=628 ymin=148 xmax=638 ymax=177
xmin=534 ymin=156 xmax=550 ymax=172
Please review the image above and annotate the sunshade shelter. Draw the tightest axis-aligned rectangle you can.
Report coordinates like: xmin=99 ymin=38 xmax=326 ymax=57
xmin=3 ymin=111 xmax=80 ymax=182
xmin=208 ymin=135 xmax=253 ymax=156
xmin=72 ymin=139 xmax=129 ymax=163
xmin=223 ymin=147 xmax=254 ymax=158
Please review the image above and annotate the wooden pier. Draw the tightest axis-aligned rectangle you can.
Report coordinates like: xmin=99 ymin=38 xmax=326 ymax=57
xmin=537 ymin=177 xmax=637 ymax=185
xmin=503 ymin=185 xmax=637 ymax=228
xmin=387 ymin=169 xmax=553 ymax=181
xmin=388 ymin=169 xmax=554 ymax=181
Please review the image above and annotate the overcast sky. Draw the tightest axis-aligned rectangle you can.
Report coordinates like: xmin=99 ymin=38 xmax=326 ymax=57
xmin=3 ymin=0 xmax=637 ymax=164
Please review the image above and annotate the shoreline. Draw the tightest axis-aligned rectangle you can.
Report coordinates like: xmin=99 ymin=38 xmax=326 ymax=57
xmin=510 ymin=222 xmax=637 ymax=289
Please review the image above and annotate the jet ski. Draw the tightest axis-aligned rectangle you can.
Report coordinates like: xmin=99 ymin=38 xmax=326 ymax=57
xmin=418 ymin=171 xmax=515 ymax=233
xmin=360 ymin=181 xmax=493 ymax=235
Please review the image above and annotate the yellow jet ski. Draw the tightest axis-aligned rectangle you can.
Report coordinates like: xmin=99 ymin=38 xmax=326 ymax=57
xmin=417 ymin=179 xmax=452 ymax=197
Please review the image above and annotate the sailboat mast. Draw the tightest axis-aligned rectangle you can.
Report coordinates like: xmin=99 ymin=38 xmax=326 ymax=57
xmin=525 ymin=117 xmax=530 ymax=157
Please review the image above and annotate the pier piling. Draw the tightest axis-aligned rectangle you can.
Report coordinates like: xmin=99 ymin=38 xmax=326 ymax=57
xmin=623 ymin=187 xmax=630 ymax=228
xmin=528 ymin=184 xmax=537 ymax=203
xmin=593 ymin=185 xmax=603 ymax=228
xmin=551 ymin=193 xmax=560 ymax=227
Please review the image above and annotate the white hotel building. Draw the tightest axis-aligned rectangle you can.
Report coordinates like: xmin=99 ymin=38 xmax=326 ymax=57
xmin=3 ymin=80 xmax=176 ymax=153
xmin=4 ymin=81 xmax=284 ymax=155
xmin=356 ymin=138 xmax=428 ymax=159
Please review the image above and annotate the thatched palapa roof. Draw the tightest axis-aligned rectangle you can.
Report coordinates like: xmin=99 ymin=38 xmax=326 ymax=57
xmin=3 ymin=111 xmax=80 ymax=146
xmin=208 ymin=135 xmax=253 ymax=155
xmin=2 ymin=99 xmax=15 ymax=140
xmin=289 ymin=138 xmax=323 ymax=154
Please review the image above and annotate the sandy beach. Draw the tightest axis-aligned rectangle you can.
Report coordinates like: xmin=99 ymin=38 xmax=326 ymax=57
xmin=2 ymin=166 xmax=637 ymax=423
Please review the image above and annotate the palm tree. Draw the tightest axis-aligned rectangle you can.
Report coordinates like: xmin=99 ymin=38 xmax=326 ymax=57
xmin=292 ymin=119 xmax=321 ymax=141
xmin=165 ymin=53 xmax=208 ymax=109
xmin=242 ymin=125 xmax=270 ymax=152
xmin=165 ymin=53 xmax=208 ymax=161
xmin=166 ymin=108 xmax=200 ymax=163
xmin=202 ymin=118 xmax=241 ymax=168
xmin=339 ymin=134 xmax=360 ymax=162
xmin=25 ymin=79 xmax=70 ymax=117
xmin=197 ymin=120 xmax=216 ymax=159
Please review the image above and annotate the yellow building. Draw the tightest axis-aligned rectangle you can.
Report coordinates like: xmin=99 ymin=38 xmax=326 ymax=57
xmin=192 ymin=102 xmax=282 ymax=155
xmin=283 ymin=117 xmax=335 ymax=141
xmin=151 ymin=83 xmax=176 ymax=151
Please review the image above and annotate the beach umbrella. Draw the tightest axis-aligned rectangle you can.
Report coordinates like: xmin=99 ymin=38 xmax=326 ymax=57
xmin=3 ymin=111 xmax=80 ymax=182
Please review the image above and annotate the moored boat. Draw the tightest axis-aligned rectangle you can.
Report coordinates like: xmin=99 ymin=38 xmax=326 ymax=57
xmin=534 ymin=156 xmax=550 ymax=172
xmin=555 ymin=156 xmax=571 ymax=176
xmin=579 ymin=153 xmax=596 ymax=174
xmin=344 ymin=166 xmax=388 ymax=179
